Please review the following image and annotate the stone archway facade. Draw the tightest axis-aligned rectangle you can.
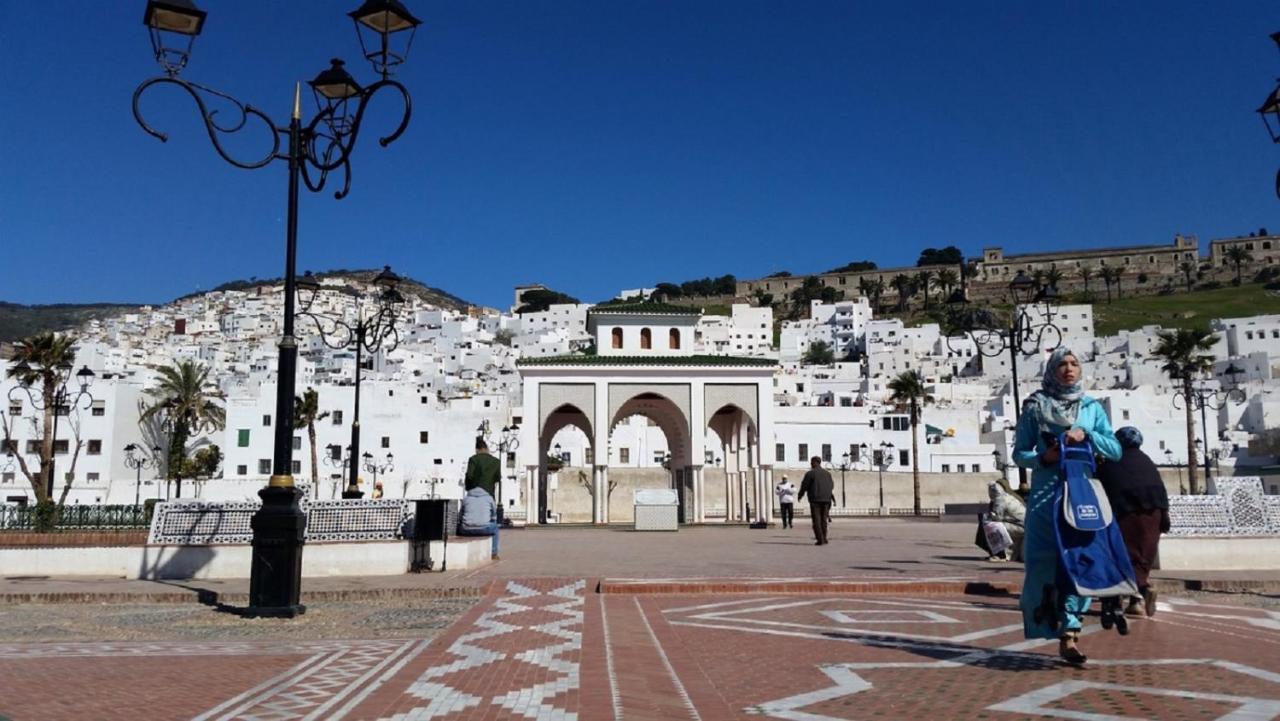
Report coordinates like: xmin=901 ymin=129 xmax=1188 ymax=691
xmin=516 ymin=358 xmax=777 ymax=525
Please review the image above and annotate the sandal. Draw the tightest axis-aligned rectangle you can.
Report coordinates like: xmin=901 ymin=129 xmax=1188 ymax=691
xmin=1059 ymin=632 xmax=1088 ymax=666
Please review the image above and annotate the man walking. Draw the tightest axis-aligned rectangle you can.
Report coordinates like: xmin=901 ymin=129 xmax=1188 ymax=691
xmin=775 ymin=476 xmax=797 ymax=529
xmin=798 ymin=456 xmax=834 ymax=545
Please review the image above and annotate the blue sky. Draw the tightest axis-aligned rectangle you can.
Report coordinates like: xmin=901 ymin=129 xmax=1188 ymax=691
xmin=1 ymin=2 xmax=1277 ymax=308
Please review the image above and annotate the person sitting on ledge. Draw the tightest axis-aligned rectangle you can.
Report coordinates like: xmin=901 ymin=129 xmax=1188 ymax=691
xmin=458 ymin=486 xmax=500 ymax=561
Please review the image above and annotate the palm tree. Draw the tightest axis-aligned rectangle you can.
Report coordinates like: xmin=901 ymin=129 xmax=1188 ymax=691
xmin=887 ymin=370 xmax=933 ymax=515
xmin=869 ymin=278 xmax=887 ymax=311
xmin=140 ymin=360 xmax=226 ymax=498
xmin=1099 ymin=267 xmax=1122 ymax=303
xmin=1031 ymin=268 xmax=1047 ymax=291
xmin=1078 ymin=266 xmax=1093 ymax=295
xmin=915 ymin=270 xmax=935 ymax=310
xmin=1044 ymin=266 xmax=1064 ymax=292
xmin=857 ymin=277 xmax=877 ymax=304
xmin=935 ymin=268 xmax=958 ymax=299
xmin=891 ymin=274 xmax=913 ymax=312
xmin=4 ymin=332 xmax=77 ymax=504
xmin=293 ymin=387 xmax=330 ymax=499
xmin=1152 ymin=329 xmax=1217 ymax=495
xmin=1224 ymin=246 xmax=1253 ymax=286
xmin=1178 ymin=261 xmax=1196 ymax=292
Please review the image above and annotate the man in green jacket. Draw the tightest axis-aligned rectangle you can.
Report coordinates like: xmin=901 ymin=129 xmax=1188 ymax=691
xmin=465 ymin=438 xmax=501 ymax=499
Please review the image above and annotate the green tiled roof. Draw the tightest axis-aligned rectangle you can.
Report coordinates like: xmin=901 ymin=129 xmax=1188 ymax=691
xmin=517 ymin=354 xmax=777 ymax=368
xmin=588 ymin=302 xmax=702 ymax=315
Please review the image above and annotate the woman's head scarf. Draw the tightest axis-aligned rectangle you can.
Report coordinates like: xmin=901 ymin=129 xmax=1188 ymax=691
xmin=1025 ymin=347 xmax=1084 ymax=433
xmin=1116 ymin=426 xmax=1143 ymax=449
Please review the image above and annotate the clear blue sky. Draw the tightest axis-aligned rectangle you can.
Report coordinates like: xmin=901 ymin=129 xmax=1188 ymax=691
xmin=2 ymin=2 xmax=1277 ymax=308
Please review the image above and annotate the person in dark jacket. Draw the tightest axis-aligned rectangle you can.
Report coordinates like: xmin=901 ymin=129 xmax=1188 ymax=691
xmin=797 ymin=456 xmax=835 ymax=545
xmin=1096 ymin=426 xmax=1170 ymax=619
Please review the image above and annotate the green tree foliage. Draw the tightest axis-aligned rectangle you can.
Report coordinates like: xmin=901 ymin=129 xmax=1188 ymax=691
xmin=790 ymin=277 xmax=841 ymax=310
xmin=293 ymin=387 xmax=330 ymax=497
xmin=653 ymin=283 xmax=683 ymax=299
xmin=516 ymin=288 xmax=581 ymax=314
xmin=887 ymin=370 xmax=933 ymax=515
xmin=3 ymin=332 xmax=78 ymax=503
xmin=802 ymin=340 xmax=835 ymax=365
xmin=826 ymin=260 xmax=878 ymax=274
xmin=764 ymin=271 xmax=792 ymax=278
xmin=1224 ymin=246 xmax=1253 ymax=286
xmin=916 ymin=246 xmax=964 ymax=267
xmin=140 ymin=360 xmax=226 ymax=498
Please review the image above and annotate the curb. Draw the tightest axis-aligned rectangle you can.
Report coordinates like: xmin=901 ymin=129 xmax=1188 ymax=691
xmin=597 ymin=579 xmax=1021 ymax=596
xmin=0 ymin=584 xmax=489 ymax=606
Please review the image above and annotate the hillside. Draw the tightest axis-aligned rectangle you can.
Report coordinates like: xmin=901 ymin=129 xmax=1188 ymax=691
xmin=1091 ymin=282 xmax=1280 ymax=336
xmin=1 ymin=270 xmax=474 ymax=343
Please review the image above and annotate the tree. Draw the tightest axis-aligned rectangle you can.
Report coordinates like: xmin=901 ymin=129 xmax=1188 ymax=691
xmin=1044 ymin=266 xmax=1064 ymax=291
xmin=1178 ymin=261 xmax=1196 ymax=292
xmin=293 ymin=387 xmax=330 ymax=499
xmin=493 ymin=328 xmax=514 ymax=347
xmin=1153 ymin=329 xmax=1218 ymax=495
xmin=915 ymin=270 xmax=935 ymax=310
xmin=1099 ymin=267 xmax=1122 ymax=303
xmin=888 ymin=370 xmax=933 ymax=515
xmin=869 ymin=278 xmax=887 ymax=310
xmin=790 ymin=276 xmax=840 ymax=310
xmin=916 ymin=246 xmax=963 ymax=267
xmin=3 ymin=332 xmax=78 ymax=504
xmin=890 ymin=274 xmax=914 ymax=312
xmin=1224 ymin=246 xmax=1253 ymax=286
xmin=516 ymin=288 xmax=580 ymax=313
xmin=764 ymin=271 xmax=792 ymax=278
xmin=935 ymin=268 xmax=959 ymax=299
xmin=1078 ymin=266 xmax=1093 ymax=295
xmin=802 ymin=340 xmax=835 ymax=365
xmin=140 ymin=360 xmax=226 ymax=498
xmin=1031 ymin=268 xmax=1047 ymax=290
xmin=752 ymin=289 xmax=774 ymax=307
xmin=827 ymin=260 xmax=878 ymax=274
xmin=653 ymin=282 xmax=683 ymax=300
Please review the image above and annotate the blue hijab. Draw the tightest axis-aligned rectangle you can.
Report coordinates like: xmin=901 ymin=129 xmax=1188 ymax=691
xmin=1025 ymin=347 xmax=1084 ymax=434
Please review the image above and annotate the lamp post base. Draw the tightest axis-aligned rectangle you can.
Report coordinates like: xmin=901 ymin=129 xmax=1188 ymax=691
xmin=246 ymin=485 xmax=307 ymax=618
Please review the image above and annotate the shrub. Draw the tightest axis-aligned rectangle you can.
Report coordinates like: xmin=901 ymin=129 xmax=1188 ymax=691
xmin=32 ymin=501 xmax=59 ymax=532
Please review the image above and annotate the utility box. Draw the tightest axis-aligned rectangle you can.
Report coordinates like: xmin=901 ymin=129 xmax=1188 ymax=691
xmin=634 ymin=488 xmax=678 ymax=531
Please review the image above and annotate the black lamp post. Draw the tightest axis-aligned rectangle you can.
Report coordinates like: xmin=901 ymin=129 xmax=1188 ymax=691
xmin=298 ymin=267 xmax=404 ymax=499
xmin=323 ymin=443 xmax=352 ymax=499
xmin=124 ymin=443 xmax=163 ymax=506
xmin=877 ymin=441 xmax=895 ymax=509
xmin=838 ymin=451 xmax=851 ymax=508
xmin=1259 ymin=31 xmax=1280 ymax=198
xmin=946 ymin=265 xmax=1064 ymax=489
xmin=132 ymin=0 xmax=421 ymax=618
xmin=1163 ymin=448 xmax=1186 ymax=495
xmin=1173 ymin=363 xmax=1246 ymax=493
xmin=7 ymin=360 xmax=95 ymax=502
xmin=362 ymin=450 xmax=393 ymax=493
xmin=478 ymin=420 xmax=520 ymax=506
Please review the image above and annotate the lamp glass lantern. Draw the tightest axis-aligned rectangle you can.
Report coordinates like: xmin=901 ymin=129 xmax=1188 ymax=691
xmin=76 ymin=366 xmax=95 ymax=390
xmin=296 ymin=271 xmax=323 ymax=312
xmin=308 ymin=59 xmax=363 ymax=137
xmin=1008 ymin=271 xmax=1037 ymax=305
xmin=143 ymin=0 xmax=206 ymax=76
xmin=1260 ymin=86 xmax=1280 ymax=144
xmin=348 ymin=0 xmax=422 ymax=77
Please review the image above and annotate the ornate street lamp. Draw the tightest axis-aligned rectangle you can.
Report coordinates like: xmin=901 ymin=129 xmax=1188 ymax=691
xmin=1259 ymin=32 xmax=1280 ymax=198
xmin=7 ymin=360 xmax=95 ymax=501
xmin=877 ymin=441 xmax=895 ymax=510
xmin=323 ymin=443 xmax=352 ymax=498
xmin=132 ymin=0 xmax=420 ymax=618
xmin=361 ymin=450 xmax=394 ymax=493
xmin=837 ymin=451 xmax=851 ymax=508
xmin=1172 ymin=363 xmax=1246 ymax=492
xmin=945 ymin=261 xmax=1065 ymax=487
xmin=478 ymin=420 xmax=520 ymax=506
xmin=124 ymin=443 xmax=163 ymax=507
xmin=298 ymin=267 xmax=404 ymax=499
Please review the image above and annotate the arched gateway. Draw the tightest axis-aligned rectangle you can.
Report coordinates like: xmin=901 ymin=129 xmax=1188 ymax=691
xmin=516 ymin=302 xmax=777 ymax=525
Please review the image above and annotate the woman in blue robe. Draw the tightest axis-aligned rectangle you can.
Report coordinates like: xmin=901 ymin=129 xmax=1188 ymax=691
xmin=1014 ymin=347 xmax=1122 ymax=665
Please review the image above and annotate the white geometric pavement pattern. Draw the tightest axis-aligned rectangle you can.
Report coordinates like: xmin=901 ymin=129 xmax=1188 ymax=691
xmin=385 ymin=580 xmax=585 ymax=721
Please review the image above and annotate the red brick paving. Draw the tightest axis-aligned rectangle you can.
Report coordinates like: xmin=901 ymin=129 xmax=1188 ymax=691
xmin=1 ymin=582 xmax=1279 ymax=720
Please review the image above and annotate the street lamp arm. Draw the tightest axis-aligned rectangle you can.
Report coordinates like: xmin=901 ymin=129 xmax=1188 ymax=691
xmin=298 ymin=312 xmax=358 ymax=351
xmin=132 ymin=76 xmax=281 ymax=170
xmin=300 ymin=78 xmax=412 ymax=175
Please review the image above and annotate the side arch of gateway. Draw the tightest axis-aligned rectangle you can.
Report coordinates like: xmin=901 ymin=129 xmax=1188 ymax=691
xmin=514 ymin=356 xmax=778 ymax=525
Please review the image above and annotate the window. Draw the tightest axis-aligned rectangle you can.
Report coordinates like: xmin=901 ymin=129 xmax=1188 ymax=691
xmin=1 ymin=472 xmax=13 ymax=484
xmin=332 ymin=410 xmax=344 ymax=425
xmin=1122 ymin=410 xmax=1131 ymax=420
xmin=1158 ymin=440 xmax=1165 ymax=450
xmin=292 ymin=436 xmax=302 ymax=450
xmin=507 ymin=451 xmax=515 ymax=467
xmin=237 ymin=465 xmax=247 ymax=475
xmin=2 ymin=440 xmax=16 ymax=454
xmin=640 ymin=328 xmax=652 ymax=349
xmin=669 ymin=328 xmax=681 ymax=349
xmin=91 ymin=402 xmax=106 ymax=417
xmin=796 ymin=383 xmax=805 ymax=392
xmin=381 ymin=436 xmax=390 ymax=448
xmin=87 ymin=440 xmax=102 ymax=455
xmin=971 ymin=464 xmax=980 ymax=473
xmin=258 ymin=459 xmax=271 ymax=474
xmin=25 ymin=441 xmax=39 ymax=454
xmin=328 ymin=445 xmax=342 ymax=459
xmin=899 ymin=450 xmax=909 ymax=466
xmin=840 ymin=397 xmax=853 ymax=407
xmin=87 ymin=472 xmax=100 ymax=482
xmin=291 ymin=460 xmax=302 ymax=474
xmin=7 ymin=402 xmax=20 ymax=416
xmin=776 ymin=443 xmax=785 ymax=462
xmin=620 ymin=448 xmax=631 ymax=464
xmin=419 ymin=431 xmax=429 ymax=444
xmin=54 ymin=440 xmax=68 ymax=454
xmin=237 ymin=429 xmax=250 ymax=447
xmin=798 ymin=443 xmax=809 ymax=461
xmin=262 ymin=414 xmax=271 ymax=426
xmin=941 ymin=464 xmax=950 ymax=473
xmin=611 ymin=327 xmax=623 ymax=349
xmin=434 ymin=458 xmax=443 ymax=465
xmin=873 ymin=450 xmax=884 ymax=466
xmin=822 ymin=444 xmax=832 ymax=462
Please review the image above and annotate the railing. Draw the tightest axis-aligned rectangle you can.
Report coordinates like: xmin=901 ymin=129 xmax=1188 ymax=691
xmin=0 ymin=504 xmax=153 ymax=531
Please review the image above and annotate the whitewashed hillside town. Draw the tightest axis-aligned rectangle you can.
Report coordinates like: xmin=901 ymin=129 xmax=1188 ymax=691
xmin=2 ymin=273 xmax=1279 ymax=521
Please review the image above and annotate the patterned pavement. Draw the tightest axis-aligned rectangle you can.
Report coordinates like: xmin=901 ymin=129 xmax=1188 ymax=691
xmin=1 ymin=583 xmax=1278 ymax=720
